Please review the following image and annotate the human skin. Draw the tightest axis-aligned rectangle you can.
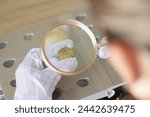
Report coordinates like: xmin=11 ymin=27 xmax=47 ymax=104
xmin=109 ymin=40 xmax=150 ymax=99
xmin=89 ymin=0 xmax=150 ymax=99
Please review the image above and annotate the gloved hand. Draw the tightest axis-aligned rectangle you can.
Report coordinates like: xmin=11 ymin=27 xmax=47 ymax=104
xmin=14 ymin=39 xmax=78 ymax=100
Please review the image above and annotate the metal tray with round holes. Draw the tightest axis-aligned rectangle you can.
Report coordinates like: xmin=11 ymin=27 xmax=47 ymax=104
xmin=0 ymin=11 xmax=123 ymax=100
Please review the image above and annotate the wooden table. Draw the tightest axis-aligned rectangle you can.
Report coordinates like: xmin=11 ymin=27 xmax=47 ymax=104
xmin=0 ymin=0 xmax=89 ymax=35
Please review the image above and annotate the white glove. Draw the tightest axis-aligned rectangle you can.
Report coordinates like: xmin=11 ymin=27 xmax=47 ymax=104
xmin=14 ymin=39 xmax=78 ymax=100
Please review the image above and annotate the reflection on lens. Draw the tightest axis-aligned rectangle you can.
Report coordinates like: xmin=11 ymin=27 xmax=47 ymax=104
xmin=44 ymin=25 xmax=93 ymax=72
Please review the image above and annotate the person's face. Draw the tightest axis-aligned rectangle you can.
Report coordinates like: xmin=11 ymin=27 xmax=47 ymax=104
xmin=89 ymin=0 xmax=150 ymax=99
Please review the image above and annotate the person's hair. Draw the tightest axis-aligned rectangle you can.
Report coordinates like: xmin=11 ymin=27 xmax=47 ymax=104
xmin=89 ymin=0 xmax=150 ymax=46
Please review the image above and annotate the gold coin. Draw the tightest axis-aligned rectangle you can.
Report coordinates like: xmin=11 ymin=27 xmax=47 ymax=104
xmin=58 ymin=47 xmax=74 ymax=60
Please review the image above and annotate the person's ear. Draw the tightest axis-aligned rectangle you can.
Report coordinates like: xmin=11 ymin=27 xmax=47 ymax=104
xmin=108 ymin=39 xmax=140 ymax=82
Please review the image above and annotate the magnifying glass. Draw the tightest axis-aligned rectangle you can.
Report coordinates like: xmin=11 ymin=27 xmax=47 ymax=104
xmin=41 ymin=20 xmax=98 ymax=76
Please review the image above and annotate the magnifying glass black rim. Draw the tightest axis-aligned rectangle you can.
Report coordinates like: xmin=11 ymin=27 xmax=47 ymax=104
xmin=41 ymin=20 xmax=97 ymax=76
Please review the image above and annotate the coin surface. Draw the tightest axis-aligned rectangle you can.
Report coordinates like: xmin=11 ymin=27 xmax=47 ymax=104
xmin=58 ymin=47 xmax=74 ymax=60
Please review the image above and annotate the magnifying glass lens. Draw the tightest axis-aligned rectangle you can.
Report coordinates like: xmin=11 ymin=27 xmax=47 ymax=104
xmin=41 ymin=20 xmax=97 ymax=76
